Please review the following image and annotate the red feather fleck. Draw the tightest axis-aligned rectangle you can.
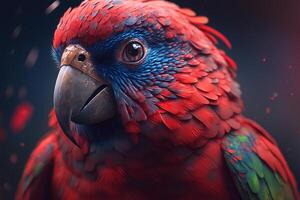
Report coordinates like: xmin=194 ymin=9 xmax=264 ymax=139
xmin=11 ymin=102 xmax=33 ymax=133
xmin=0 ymin=128 xmax=6 ymax=142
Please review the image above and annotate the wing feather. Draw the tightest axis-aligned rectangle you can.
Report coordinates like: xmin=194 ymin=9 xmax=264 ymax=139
xmin=222 ymin=121 xmax=299 ymax=200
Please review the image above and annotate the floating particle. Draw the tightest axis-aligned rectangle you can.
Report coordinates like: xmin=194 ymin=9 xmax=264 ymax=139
xmin=288 ymin=65 xmax=293 ymax=70
xmin=290 ymin=92 xmax=294 ymax=96
xmin=11 ymin=102 xmax=34 ymax=133
xmin=18 ymin=86 xmax=27 ymax=99
xmin=15 ymin=5 xmax=23 ymax=15
xmin=9 ymin=153 xmax=18 ymax=164
xmin=25 ymin=48 xmax=39 ymax=68
xmin=3 ymin=182 xmax=11 ymax=191
xmin=286 ymin=147 xmax=292 ymax=152
xmin=19 ymin=142 xmax=25 ymax=148
xmin=269 ymin=92 xmax=278 ymax=101
xmin=285 ymin=79 xmax=289 ymax=85
xmin=262 ymin=57 xmax=267 ymax=63
xmin=265 ymin=107 xmax=271 ymax=114
xmin=5 ymin=86 xmax=14 ymax=98
xmin=11 ymin=25 xmax=22 ymax=39
xmin=45 ymin=0 xmax=60 ymax=15
xmin=9 ymin=49 xmax=15 ymax=56
xmin=0 ymin=128 xmax=6 ymax=142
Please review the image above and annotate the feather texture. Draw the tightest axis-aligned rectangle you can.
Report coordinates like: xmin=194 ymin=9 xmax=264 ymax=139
xmin=222 ymin=121 xmax=299 ymax=200
xmin=17 ymin=0 xmax=299 ymax=199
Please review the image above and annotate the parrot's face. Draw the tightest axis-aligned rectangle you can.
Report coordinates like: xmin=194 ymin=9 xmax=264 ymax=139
xmin=52 ymin=0 xmax=240 ymax=147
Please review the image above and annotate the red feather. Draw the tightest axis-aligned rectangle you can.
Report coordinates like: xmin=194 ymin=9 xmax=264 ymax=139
xmin=192 ymin=107 xmax=220 ymax=138
xmin=199 ymin=24 xmax=232 ymax=49
xmin=195 ymin=77 xmax=214 ymax=92
xmin=174 ymin=73 xmax=198 ymax=84
xmin=160 ymin=113 xmax=182 ymax=130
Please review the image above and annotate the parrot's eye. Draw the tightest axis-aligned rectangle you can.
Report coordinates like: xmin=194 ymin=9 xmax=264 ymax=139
xmin=78 ymin=54 xmax=86 ymax=62
xmin=119 ymin=39 xmax=146 ymax=66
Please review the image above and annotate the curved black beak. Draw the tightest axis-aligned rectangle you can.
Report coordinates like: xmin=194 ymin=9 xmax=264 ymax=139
xmin=54 ymin=65 xmax=116 ymax=146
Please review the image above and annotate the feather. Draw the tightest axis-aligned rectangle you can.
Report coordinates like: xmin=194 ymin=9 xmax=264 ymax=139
xmin=179 ymin=8 xmax=196 ymax=17
xmin=172 ymin=119 xmax=205 ymax=145
xmin=192 ymin=107 xmax=219 ymax=130
xmin=199 ymin=24 xmax=232 ymax=49
xmin=195 ymin=77 xmax=214 ymax=92
xmin=160 ymin=113 xmax=182 ymax=130
xmin=215 ymin=97 xmax=234 ymax=120
xmin=157 ymin=100 xmax=186 ymax=115
xmin=188 ymin=16 xmax=209 ymax=25
xmin=174 ymin=74 xmax=198 ymax=84
xmin=223 ymin=126 xmax=298 ymax=200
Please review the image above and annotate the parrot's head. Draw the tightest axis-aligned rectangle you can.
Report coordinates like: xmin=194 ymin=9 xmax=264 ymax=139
xmin=52 ymin=0 xmax=242 ymax=148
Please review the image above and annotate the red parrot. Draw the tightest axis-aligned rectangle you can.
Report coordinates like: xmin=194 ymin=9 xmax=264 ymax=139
xmin=17 ymin=0 xmax=299 ymax=199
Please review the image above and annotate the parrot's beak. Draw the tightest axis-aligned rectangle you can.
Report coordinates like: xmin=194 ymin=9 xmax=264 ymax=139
xmin=53 ymin=65 xmax=116 ymax=146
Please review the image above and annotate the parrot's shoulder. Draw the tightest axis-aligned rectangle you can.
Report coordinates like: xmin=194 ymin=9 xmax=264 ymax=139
xmin=222 ymin=118 xmax=299 ymax=200
xmin=16 ymin=131 xmax=59 ymax=200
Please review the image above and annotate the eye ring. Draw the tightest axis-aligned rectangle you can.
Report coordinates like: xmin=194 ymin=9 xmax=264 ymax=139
xmin=118 ymin=39 xmax=147 ymax=66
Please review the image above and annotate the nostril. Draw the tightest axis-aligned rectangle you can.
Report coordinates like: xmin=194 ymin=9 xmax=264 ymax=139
xmin=78 ymin=54 xmax=86 ymax=62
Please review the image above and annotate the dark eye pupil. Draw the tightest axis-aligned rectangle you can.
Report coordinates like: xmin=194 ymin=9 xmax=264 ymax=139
xmin=127 ymin=43 xmax=141 ymax=57
xmin=78 ymin=54 xmax=86 ymax=62
xmin=123 ymin=41 xmax=145 ymax=63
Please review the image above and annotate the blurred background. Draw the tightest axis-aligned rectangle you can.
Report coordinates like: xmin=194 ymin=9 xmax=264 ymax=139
xmin=0 ymin=0 xmax=299 ymax=199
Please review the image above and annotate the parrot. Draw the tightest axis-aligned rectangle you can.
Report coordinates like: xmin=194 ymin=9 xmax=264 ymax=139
xmin=16 ymin=0 xmax=299 ymax=199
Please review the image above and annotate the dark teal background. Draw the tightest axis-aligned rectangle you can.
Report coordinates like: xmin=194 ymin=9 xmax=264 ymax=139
xmin=0 ymin=0 xmax=299 ymax=199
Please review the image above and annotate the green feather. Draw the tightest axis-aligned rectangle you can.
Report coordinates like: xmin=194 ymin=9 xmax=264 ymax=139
xmin=223 ymin=129 xmax=296 ymax=200
xmin=247 ymin=171 xmax=260 ymax=193
xmin=251 ymin=155 xmax=264 ymax=178
xmin=258 ymin=180 xmax=272 ymax=200
xmin=237 ymin=135 xmax=248 ymax=143
xmin=275 ymin=173 xmax=284 ymax=185
xmin=264 ymin=166 xmax=281 ymax=199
